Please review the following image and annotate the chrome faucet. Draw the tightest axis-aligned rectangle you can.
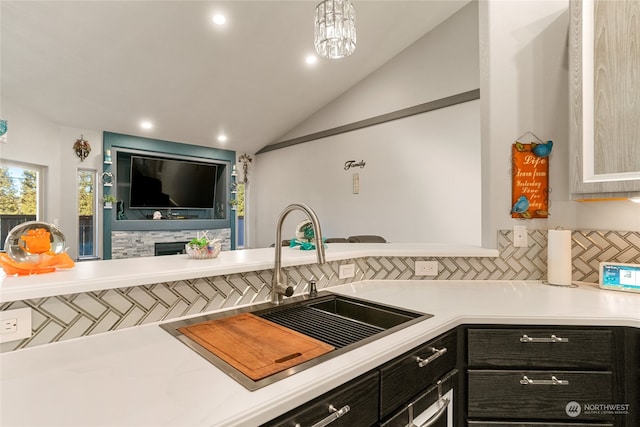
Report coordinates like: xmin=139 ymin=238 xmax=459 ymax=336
xmin=271 ymin=203 xmax=326 ymax=304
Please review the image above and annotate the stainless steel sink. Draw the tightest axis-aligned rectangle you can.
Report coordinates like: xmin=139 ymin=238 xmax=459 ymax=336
xmin=256 ymin=295 xmax=424 ymax=349
xmin=161 ymin=292 xmax=432 ymax=390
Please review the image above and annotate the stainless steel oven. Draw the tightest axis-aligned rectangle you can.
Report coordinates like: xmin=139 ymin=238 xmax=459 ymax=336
xmin=381 ymin=370 xmax=456 ymax=427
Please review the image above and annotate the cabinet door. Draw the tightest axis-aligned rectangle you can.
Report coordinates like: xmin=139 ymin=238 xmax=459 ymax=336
xmin=379 ymin=329 xmax=457 ymax=418
xmin=467 ymin=328 xmax=613 ymax=369
xmin=623 ymin=327 xmax=640 ymax=427
xmin=468 ymin=370 xmax=614 ymax=421
xmin=467 ymin=422 xmax=613 ymax=426
xmin=260 ymin=371 xmax=379 ymax=427
xmin=569 ymin=0 xmax=640 ymax=197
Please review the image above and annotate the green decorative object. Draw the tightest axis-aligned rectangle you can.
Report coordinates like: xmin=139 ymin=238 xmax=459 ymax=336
xmin=0 ymin=119 xmax=7 ymax=143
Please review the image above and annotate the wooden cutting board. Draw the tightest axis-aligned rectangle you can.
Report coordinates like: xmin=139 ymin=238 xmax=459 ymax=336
xmin=178 ymin=313 xmax=334 ymax=381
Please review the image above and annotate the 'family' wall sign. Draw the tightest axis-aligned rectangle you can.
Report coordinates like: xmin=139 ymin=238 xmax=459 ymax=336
xmin=344 ymin=160 xmax=366 ymax=170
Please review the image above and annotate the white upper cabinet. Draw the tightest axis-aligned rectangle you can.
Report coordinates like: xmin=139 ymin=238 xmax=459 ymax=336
xmin=569 ymin=0 xmax=640 ymax=198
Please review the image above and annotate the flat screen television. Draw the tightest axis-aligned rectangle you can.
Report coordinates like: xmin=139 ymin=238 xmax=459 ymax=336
xmin=129 ymin=155 xmax=218 ymax=209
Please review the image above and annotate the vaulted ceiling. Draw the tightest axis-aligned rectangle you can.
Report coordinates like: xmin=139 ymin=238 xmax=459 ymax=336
xmin=1 ymin=1 xmax=469 ymax=154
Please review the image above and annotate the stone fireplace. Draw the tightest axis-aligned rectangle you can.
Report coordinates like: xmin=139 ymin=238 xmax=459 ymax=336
xmin=111 ymin=228 xmax=230 ymax=259
xmin=154 ymin=241 xmax=189 ymax=256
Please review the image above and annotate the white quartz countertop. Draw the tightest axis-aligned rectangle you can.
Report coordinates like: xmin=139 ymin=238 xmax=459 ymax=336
xmin=1 ymin=280 xmax=638 ymax=427
xmin=0 ymin=243 xmax=498 ymax=302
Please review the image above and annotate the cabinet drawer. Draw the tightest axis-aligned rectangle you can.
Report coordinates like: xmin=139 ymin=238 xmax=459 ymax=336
xmin=260 ymin=371 xmax=379 ymax=427
xmin=379 ymin=329 xmax=457 ymax=418
xmin=468 ymin=422 xmax=613 ymax=426
xmin=468 ymin=328 xmax=613 ymax=368
xmin=468 ymin=370 xmax=613 ymax=421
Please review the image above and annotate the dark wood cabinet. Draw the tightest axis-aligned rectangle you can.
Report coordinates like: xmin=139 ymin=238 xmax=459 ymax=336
xmin=260 ymin=371 xmax=379 ymax=427
xmin=262 ymin=329 xmax=458 ymax=427
xmin=468 ymin=370 xmax=613 ymax=420
xmin=623 ymin=327 xmax=640 ymax=427
xmin=465 ymin=326 xmax=631 ymax=426
xmin=467 ymin=328 xmax=612 ymax=368
xmin=467 ymin=422 xmax=613 ymax=426
xmin=261 ymin=324 xmax=638 ymax=427
xmin=379 ymin=329 xmax=457 ymax=418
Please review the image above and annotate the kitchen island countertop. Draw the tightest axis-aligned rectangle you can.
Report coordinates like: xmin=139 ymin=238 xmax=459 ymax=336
xmin=0 ymin=243 xmax=498 ymax=302
xmin=1 ymin=279 xmax=638 ymax=426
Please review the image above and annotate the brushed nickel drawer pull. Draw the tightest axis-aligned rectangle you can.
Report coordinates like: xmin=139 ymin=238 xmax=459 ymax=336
xmin=416 ymin=347 xmax=447 ymax=368
xmin=520 ymin=334 xmax=568 ymax=343
xmin=294 ymin=404 xmax=350 ymax=427
xmin=520 ymin=375 xmax=569 ymax=385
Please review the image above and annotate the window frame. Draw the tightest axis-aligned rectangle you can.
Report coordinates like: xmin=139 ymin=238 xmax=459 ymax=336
xmin=77 ymin=168 xmax=99 ymax=260
xmin=0 ymin=159 xmax=44 ymax=251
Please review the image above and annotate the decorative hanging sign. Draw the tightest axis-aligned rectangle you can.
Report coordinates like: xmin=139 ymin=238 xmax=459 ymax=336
xmin=73 ymin=135 xmax=91 ymax=161
xmin=238 ymin=153 xmax=253 ymax=184
xmin=510 ymin=132 xmax=552 ymax=219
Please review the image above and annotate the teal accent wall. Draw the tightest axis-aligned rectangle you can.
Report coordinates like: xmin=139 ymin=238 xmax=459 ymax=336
xmin=103 ymin=132 xmax=236 ymax=259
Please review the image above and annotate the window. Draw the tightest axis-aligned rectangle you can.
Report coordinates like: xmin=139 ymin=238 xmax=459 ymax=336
xmin=236 ymin=182 xmax=246 ymax=248
xmin=77 ymin=169 xmax=97 ymax=259
xmin=0 ymin=161 xmax=42 ymax=251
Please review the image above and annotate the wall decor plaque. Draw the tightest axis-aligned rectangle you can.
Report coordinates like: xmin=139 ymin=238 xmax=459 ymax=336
xmin=511 ymin=133 xmax=552 ymax=219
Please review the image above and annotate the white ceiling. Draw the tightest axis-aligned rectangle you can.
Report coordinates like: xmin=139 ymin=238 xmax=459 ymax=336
xmin=1 ymin=1 xmax=469 ymax=155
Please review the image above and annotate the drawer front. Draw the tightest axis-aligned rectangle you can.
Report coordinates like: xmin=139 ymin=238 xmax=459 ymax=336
xmin=380 ymin=329 xmax=457 ymax=418
xmin=468 ymin=328 xmax=613 ymax=368
xmin=468 ymin=370 xmax=614 ymax=421
xmin=467 ymin=422 xmax=613 ymax=426
xmin=261 ymin=371 xmax=379 ymax=427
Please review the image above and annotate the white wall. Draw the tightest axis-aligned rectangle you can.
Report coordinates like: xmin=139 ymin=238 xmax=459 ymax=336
xmin=253 ymin=100 xmax=481 ymax=246
xmin=480 ymin=0 xmax=639 ymax=249
xmin=0 ymin=98 xmax=104 ymax=260
xmin=251 ymin=2 xmax=481 ymax=247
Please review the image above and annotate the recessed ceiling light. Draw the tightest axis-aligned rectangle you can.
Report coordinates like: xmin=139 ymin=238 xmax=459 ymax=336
xmin=212 ymin=14 xmax=226 ymax=25
xmin=305 ymin=55 xmax=318 ymax=65
xmin=217 ymin=134 xmax=228 ymax=142
xmin=140 ymin=121 xmax=153 ymax=129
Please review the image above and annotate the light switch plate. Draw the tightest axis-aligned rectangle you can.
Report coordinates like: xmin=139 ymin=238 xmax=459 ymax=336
xmin=513 ymin=225 xmax=528 ymax=247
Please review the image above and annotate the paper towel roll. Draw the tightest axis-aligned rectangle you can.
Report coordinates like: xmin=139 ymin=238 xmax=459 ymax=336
xmin=547 ymin=229 xmax=572 ymax=286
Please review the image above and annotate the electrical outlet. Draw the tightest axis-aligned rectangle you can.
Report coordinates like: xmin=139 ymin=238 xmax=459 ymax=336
xmin=339 ymin=263 xmax=356 ymax=279
xmin=415 ymin=260 xmax=438 ymax=276
xmin=513 ymin=225 xmax=528 ymax=247
xmin=2 ymin=318 xmax=17 ymax=334
xmin=0 ymin=307 xmax=32 ymax=343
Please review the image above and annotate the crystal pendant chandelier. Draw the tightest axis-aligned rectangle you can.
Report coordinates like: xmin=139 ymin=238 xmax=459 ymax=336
xmin=314 ymin=0 xmax=356 ymax=59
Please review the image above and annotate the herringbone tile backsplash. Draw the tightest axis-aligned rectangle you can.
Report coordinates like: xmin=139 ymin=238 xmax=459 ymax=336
xmin=1 ymin=229 xmax=638 ymax=352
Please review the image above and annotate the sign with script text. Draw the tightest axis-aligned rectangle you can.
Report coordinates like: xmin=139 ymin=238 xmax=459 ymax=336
xmin=511 ymin=142 xmax=549 ymax=218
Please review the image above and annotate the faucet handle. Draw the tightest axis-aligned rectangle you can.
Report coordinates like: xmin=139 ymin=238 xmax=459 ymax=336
xmin=272 ymin=281 xmax=294 ymax=303
xmin=309 ymin=279 xmax=318 ymax=297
